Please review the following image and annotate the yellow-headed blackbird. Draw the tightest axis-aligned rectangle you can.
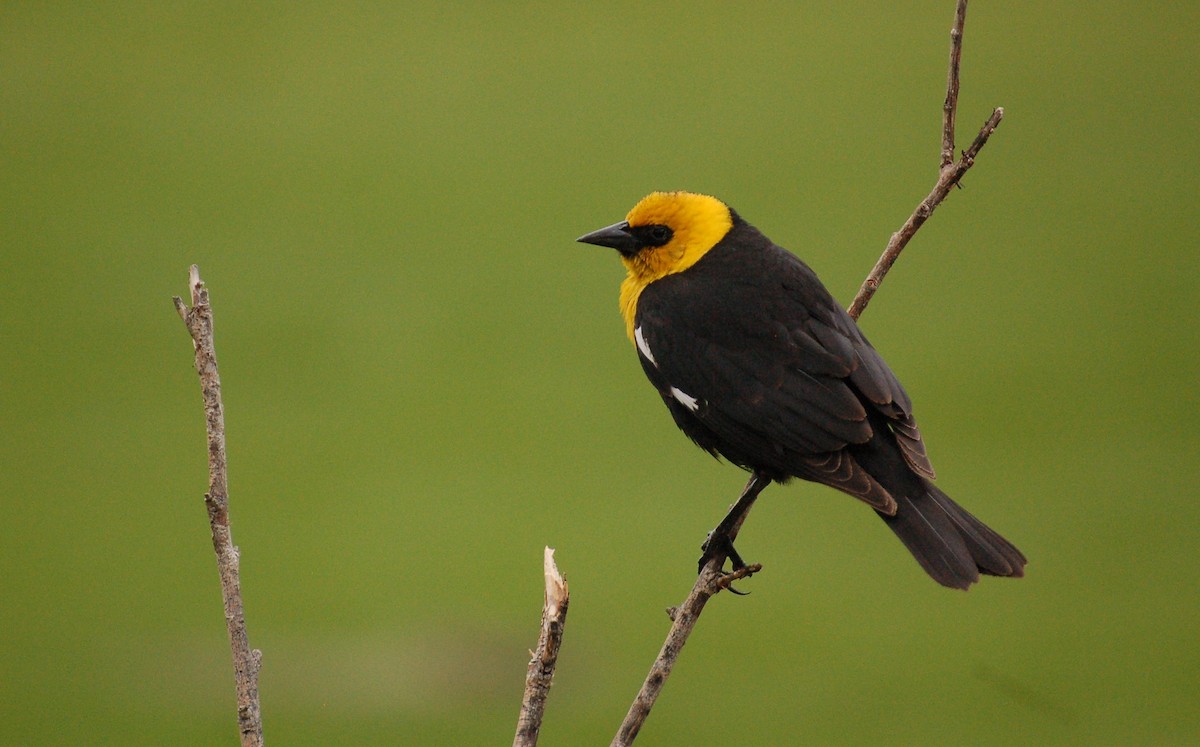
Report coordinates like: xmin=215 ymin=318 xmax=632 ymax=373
xmin=578 ymin=191 xmax=1026 ymax=589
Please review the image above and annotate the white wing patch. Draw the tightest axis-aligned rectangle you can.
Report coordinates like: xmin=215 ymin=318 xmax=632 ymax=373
xmin=634 ymin=326 xmax=657 ymax=367
xmin=669 ymin=386 xmax=700 ymax=412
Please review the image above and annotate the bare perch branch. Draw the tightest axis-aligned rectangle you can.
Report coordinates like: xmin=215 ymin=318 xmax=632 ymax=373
xmin=611 ymin=474 xmax=766 ymax=747
xmin=847 ymin=0 xmax=1002 ymax=322
xmin=611 ymin=564 xmax=761 ymax=747
xmin=513 ymin=548 xmax=570 ymax=747
xmin=174 ymin=265 xmax=264 ymax=747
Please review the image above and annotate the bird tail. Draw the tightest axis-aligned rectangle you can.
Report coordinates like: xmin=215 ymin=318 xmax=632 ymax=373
xmin=878 ymin=482 xmax=1026 ymax=590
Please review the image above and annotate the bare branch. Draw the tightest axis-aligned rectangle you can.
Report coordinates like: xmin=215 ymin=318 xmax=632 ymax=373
xmin=847 ymin=0 xmax=1003 ymax=322
xmin=611 ymin=474 xmax=766 ymax=747
xmin=941 ymin=0 xmax=969 ymax=168
xmin=960 ymin=106 xmax=1004 ymax=166
xmin=174 ymin=265 xmax=264 ymax=747
xmin=513 ymin=548 xmax=570 ymax=747
xmin=611 ymin=566 xmax=757 ymax=747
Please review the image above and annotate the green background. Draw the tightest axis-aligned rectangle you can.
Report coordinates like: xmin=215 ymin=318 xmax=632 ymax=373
xmin=3 ymin=2 xmax=1197 ymax=744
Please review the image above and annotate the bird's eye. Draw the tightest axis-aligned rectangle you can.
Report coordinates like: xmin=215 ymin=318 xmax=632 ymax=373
xmin=628 ymin=223 xmax=674 ymax=249
xmin=646 ymin=225 xmax=673 ymax=246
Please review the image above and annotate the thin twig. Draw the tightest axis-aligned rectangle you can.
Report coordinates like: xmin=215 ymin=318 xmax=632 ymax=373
xmin=611 ymin=2 xmax=1005 ymax=743
xmin=611 ymin=475 xmax=767 ymax=747
xmin=174 ymin=265 xmax=264 ymax=747
xmin=513 ymin=548 xmax=570 ymax=747
xmin=847 ymin=0 xmax=1002 ymax=322
xmin=941 ymin=0 xmax=968 ymax=168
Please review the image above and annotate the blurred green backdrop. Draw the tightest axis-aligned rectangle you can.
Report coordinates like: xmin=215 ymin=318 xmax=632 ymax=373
xmin=3 ymin=2 xmax=1197 ymax=744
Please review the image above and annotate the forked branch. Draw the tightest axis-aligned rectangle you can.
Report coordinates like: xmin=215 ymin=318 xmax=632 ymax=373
xmin=847 ymin=0 xmax=1001 ymax=321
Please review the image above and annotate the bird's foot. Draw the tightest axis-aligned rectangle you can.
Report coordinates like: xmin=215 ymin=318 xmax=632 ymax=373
xmin=699 ymin=529 xmax=761 ymax=594
xmin=699 ymin=528 xmax=747 ymax=574
xmin=698 ymin=531 xmax=762 ymax=595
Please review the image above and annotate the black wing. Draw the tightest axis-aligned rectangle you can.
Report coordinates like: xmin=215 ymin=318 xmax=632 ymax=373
xmin=634 ymin=223 xmax=934 ymax=514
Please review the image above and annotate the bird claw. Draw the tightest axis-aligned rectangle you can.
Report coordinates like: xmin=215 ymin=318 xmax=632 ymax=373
xmin=698 ymin=529 xmax=749 ymax=574
xmin=724 ymin=581 xmax=751 ymax=596
xmin=716 ymin=563 xmax=763 ymax=596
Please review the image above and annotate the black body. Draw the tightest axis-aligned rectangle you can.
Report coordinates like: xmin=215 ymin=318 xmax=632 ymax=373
xmin=633 ymin=213 xmax=1026 ymax=589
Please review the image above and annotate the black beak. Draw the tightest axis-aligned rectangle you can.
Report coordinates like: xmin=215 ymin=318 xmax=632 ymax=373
xmin=577 ymin=220 xmax=639 ymax=256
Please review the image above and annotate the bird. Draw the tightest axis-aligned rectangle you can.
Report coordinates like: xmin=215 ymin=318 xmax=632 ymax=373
xmin=577 ymin=191 xmax=1026 ymax=590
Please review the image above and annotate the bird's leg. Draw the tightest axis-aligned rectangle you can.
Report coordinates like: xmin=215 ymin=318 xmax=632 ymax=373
xmin=698 ymin=471 xmax=771 ymax=574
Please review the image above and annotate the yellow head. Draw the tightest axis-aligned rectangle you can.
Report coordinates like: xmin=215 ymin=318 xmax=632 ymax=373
xmin=577 ymin=191 xmax=734 ymax=339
